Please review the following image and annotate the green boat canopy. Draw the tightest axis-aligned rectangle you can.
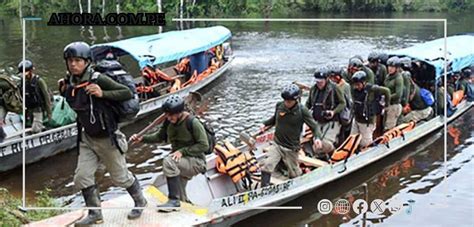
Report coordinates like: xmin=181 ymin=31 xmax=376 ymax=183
xmin=390 ymin=34 xmax=474 ymax=80
xmin=91 ymin=26 xmax=232 ymax=69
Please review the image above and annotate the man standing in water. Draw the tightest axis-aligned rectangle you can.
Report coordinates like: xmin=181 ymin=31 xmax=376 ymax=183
xmin=59 ymin=42 xmax=147 ymax=225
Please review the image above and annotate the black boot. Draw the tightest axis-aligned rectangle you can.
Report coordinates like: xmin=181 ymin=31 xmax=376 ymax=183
xmin=75 ymin=185 xmax=103 ymax=226
xmin=126 ymin=178 xmax=147 ymax=220
xmin=157 ymin=176 xmax=181 ymax=212
xmin=261 ymin=171 xmax=272 ymax=187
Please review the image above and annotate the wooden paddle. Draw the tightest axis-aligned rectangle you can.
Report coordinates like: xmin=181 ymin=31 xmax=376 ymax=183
xmin=129 ymin=91 xmax=202 ymax=144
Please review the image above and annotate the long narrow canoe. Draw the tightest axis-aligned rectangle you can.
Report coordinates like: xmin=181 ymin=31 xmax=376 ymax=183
xmin=29 ymin=100 xmax=472 ymax=226
xmin=0 ymin=26 xmax=233 ymax=172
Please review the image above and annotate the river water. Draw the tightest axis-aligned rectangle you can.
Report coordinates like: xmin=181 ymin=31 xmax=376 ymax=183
xmin=0 ymin=12 xmax=472 ymax=226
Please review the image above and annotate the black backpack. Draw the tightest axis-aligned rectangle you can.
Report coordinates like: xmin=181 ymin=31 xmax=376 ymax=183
xmin=92 ymin=60 xmax=140 ymax=122
xmin=185 ymin=115 xmax=216 ymax=155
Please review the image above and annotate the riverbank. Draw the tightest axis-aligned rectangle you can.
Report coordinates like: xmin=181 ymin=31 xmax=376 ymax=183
xmin=1 ymin=0 xmax=473 ymax=19
xmin=0 ymin=188 xmax=63 ymax=226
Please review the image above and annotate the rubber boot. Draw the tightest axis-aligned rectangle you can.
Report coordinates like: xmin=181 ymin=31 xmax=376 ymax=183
xmin=157 ymin=176 xmax=181 ymax=212
xmin=74 ymin=185 xmax=103 ymax=226
xmin=126 ymin=178 xmax=147 ymax=220
xmin=261 ymin=171 xmax=272 ymax=188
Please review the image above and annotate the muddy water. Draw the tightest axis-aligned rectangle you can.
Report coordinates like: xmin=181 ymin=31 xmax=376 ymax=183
xmin=0 ymin=11 xmax=472 ymax=226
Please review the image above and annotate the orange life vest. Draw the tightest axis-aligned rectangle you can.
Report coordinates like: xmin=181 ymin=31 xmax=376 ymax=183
xmin=215 ymin=141 xmax=259 ymax=183
xmin=331 ymin=134 xmax=362 ymax=162
xmin=452 ymin=90 xmax=464 ymax=106
xmin=174 ymin=58 xmax=190 ymax=73
xmin=373 ymin=121 xmax=416 ymax=146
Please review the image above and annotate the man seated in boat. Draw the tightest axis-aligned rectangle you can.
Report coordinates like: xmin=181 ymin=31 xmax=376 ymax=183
xmin=351 ymin=71 xmax=391 ymax=148
xmin=465 ymin=68 xmax=474 ymax=102
xmin=305 ymin=66 xmax=346 ymax=155
xmin=398 ymin=81 xmax=434 ymax=124
xmin=259 ymin=84 xmax=323 ymax=187
xmin=457 ymin=68 xmax=471 ymax=94
xmin=130 ymin=95 xmax=208 ymax=212
xmin=18 ymin=59 xmax=52 ymax=133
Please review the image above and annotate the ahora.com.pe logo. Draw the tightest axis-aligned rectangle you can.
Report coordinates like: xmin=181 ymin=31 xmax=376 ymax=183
xmin=317 ymin=198 xmax=412 ymax=215
xmin=47 ymin=13 xmax=165 ymax=26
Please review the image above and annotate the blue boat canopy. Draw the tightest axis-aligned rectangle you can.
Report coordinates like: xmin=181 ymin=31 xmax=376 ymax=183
xmin=390 ymin=34 xmax=474 ymax=80
xmin=91 ymin=26 xmax=231 ymax=69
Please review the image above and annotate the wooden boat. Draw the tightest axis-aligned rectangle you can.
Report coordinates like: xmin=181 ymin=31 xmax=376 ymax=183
xmin=30 ymin=34 xmax=474 ymax=226
xmin=0 ymin=26 xmax=234 ymax=172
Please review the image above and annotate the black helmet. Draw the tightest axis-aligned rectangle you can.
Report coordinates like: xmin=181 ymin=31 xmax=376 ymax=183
xmin=18 ymin=59 xmax=34 ymax=73
xmin=349 ymin=58 xmax=363 ymax=68
xmin=352 ymin=71 xmax=367 ymax=83
xmin=63 ymin=42 xmax=92 ymax=60
xmin=367 ymin=52 xmax=379 ymax=62
xmin=461 ymin=68 xmax=472 ymax=78
xmin=314 ymin=66 xmax=329 ymax=79
xmin=378 ymin=52 xmax=389 ymax=65
xmin=386 ymin=56 xmax=401 ymax=67
xmin=400 ymin=57 xmax=411 ymax=69
xmin=281 ymin=84 xmax=300 ymax=100
xmin=162 ymin=95 xmax=185 ymax=114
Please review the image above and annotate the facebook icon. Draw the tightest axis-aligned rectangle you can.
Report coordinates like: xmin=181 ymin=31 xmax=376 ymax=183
xmin=352 ymin=199 xmax=369 ymax=214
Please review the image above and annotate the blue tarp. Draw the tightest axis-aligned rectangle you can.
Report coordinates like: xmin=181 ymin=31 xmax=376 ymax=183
xmin=390 ymin=34 xmax=474 ymax=79
xmin=91 ymin=26 xmax=231 ymax=69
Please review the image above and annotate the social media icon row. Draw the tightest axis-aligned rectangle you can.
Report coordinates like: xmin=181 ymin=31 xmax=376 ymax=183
xmin=317 ymin=198 xmax=404 ymax=215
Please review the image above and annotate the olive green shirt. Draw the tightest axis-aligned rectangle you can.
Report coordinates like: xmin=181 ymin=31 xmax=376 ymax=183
xmin=27 ymin=75 xmax=52 ymax=117
xmin=437 ymin=87 xmax=445 ymax=114
xmin=457 ymin=79 xmax=469 ymax=92
xmin=384 ymin=72 xmax=404 ymax=105
xmin=409 ymin=84 xmax=428 ymax=110
xmin=305 ymin=81 xmax=346 ymax=114
xmin=351 ymin=85 xmax=391 ymax=124
xmin=400 ymin=71 xmax=414 ymax=106
xmin=264 ymin=102 xmax=322 ymax=151
xmin=142 ymin=114 xmax=209 ymax=159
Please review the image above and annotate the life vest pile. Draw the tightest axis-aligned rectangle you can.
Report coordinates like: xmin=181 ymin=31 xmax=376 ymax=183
xmin=372 ymin=121 xmax=416 ymax=147
xmin=330 ymin=134 xmax=362 ymax=162
xmin=215 ymin=141 xmax=259 ymax=183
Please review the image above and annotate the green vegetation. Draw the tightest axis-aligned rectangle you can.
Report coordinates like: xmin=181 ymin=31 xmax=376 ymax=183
xmin=0 ymin=0 xmax=472 ymax=18
xmin=0 ymin=188 xmax=63 ymax=226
